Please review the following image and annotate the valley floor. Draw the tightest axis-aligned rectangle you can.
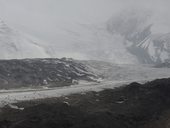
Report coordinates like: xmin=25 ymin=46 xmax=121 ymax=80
xmin=0 ymin=78 xmax=157 ymax=107
xmin=0 ymin=80 xmax=134 ymax=107
xmin=1 ymin=78 xmax=170 ymax=128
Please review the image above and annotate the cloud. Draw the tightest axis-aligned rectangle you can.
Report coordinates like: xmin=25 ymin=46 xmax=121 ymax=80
xmin=0 ymin=0 xmax=169 ymax=44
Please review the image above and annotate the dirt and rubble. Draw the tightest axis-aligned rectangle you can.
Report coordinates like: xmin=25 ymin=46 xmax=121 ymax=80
xmin=0 ymin=78 xmax=170 ymax=128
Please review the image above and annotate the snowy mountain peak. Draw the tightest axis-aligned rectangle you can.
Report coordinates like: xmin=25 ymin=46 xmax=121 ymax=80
xmin=106 ymin=9 xmax=152 ymax=44
xmin=104 ymin=9 xmax=170 ymax=64
xmin=137 ymin=33 xmax=170 ymax=63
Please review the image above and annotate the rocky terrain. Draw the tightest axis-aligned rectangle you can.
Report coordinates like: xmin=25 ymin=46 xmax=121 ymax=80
xmin=0 ymin=58 xmax=170 ymax=90
xmin=0 ymin=58 xmax=97 ymax=89
xmin=0 ymin=78 xmax=170 ymax=128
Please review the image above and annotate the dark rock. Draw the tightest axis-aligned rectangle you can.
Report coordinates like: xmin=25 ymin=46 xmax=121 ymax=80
xmin=0 ymin=58 xmax=97 ymax=89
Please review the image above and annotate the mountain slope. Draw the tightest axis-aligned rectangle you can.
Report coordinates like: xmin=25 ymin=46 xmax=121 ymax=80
xmin=62 ymin=23 xmax=138 ymax=64
xmin=136 ymin=33 xmax=170 ymax=63
xmin=0 ymin=19 xmax=49 ymax=59
xmin=57 ymin=15 xmax=170 ymax=64
xmin=54 ymin=9 xmax=153 ymax=64
xmin=105 ymin=9 xmax=170 ymax=64
xmin=1 ymin=9 xmax=170 ymax=64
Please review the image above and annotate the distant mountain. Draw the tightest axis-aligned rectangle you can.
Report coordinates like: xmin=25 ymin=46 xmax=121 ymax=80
xmin=1 ymin=9 xmax=170 ymax=65
xmin=61 ymin=9 xmax=160 ymax=64
xmin=135 ymin=33 xmax=170 ymax=63
xmin=106 ymin=9 xmax=170 ymax=64
xmin=106 ymin=9 xmax=152 ymax=44
xmin=62 ymin=23 xmax=139 ymax=64
xmin=0 ymin=19 xmax=49 ymax=59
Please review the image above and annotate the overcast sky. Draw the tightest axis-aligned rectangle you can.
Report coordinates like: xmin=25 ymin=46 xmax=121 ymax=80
xmin=0 ymin=0 xmax=169 ymax=44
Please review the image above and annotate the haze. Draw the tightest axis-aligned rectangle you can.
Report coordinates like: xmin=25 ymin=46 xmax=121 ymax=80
xmin=0 ymin=0 xmax=170 ymax=60
xmin=0 ymin=0 xmax=169 ymax=42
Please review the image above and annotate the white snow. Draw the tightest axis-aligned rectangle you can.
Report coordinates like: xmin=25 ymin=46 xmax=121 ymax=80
xmin=0 ymin=19 xmax=49 ymax=59
xmin=137 ymin=33 xmax=170 ymax=63
xmin=8 ymin=104 xmax=24 ymax=110
xmin=160 ymin=51 xmax=169 ymax=62
xmin=148 ymin=41 xmax=157 ymax=61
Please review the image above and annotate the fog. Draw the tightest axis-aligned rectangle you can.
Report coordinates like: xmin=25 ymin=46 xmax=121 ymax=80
xmin=0 ymin=0 xmax=170 ymax=60
xmin=0 ymin=0 xmax=169 ymax=42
